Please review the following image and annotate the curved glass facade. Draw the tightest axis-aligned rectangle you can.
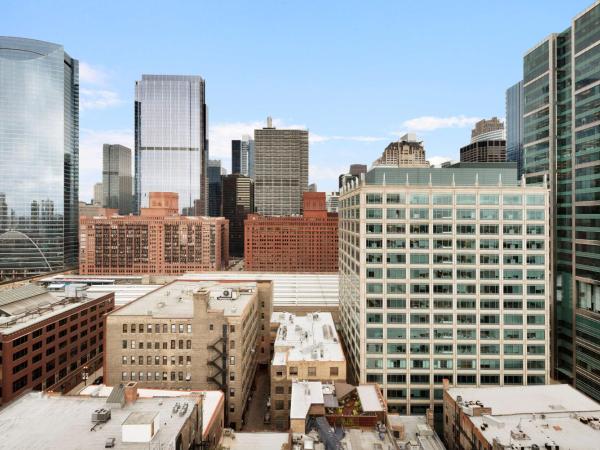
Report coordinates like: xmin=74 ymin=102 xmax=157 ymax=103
xmin=0 ymin=37 xmax=79 ymax=280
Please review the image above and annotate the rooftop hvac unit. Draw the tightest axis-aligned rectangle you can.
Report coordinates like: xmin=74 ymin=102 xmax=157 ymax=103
xmin=179 ymin=403 xmax=189 ymax=416
xmin=92 ymin=408 xmax=112 ymax=423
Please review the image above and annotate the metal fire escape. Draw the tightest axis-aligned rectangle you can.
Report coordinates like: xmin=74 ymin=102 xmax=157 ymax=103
xmin=206 ymin=325 xmax=227 ymax=390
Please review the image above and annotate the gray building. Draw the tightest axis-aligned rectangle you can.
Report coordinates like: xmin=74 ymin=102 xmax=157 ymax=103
xmin=254 ymin=117 xmax=308 ymax=216
xmin=0 ymin=37 xmax=79 ymax=281
xmin=222 ymin=174 xmax=254 ymax=257
xmin=522 ymin=1 xmax=600 ymax=402
xmin=232 ymin=136 xmax=254 ymax=178
xmin=134 ymin=75 xmax=208 ymax=215
xmin=93 ymin=182 xmax=103 ymax=206
xmin=102 ymin=144 xmax=132 ymax=215
xmin=506 ymin=81 xmax=524 ymax=178
xmin=208 ymin=159 xmax=223 ymax=217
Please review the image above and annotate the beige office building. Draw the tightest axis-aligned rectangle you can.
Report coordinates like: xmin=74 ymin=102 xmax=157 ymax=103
xmin=104 ymin=278 xmax=272 ymax=430
xmin=270 ymin=312 xmax=346 ymax=430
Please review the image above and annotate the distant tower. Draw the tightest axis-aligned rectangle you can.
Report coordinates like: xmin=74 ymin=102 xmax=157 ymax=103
xmin=102 ymin=144 xmax=132 ymax=215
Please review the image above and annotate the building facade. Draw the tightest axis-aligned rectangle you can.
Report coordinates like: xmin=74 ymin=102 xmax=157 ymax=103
xmin=222 ymin=174 xmax=254 ymax=257
xmin=373 ymin=134 xmax=429 ymax=167
xmin=79 ymin=193 xmax=228 ymax=275
xmin=339 ymin=165 xmax=368 ymax=190
xmin=506 ymin=80 xmax=525 ymax=178
xmin=104 ymin=279 xmax=272 ymax=431
xmin=134 ymin=75 xmax=208 ymax=215
xmin=459 ymin=140 xmax=506 ymax=163
xmin=208 ymin=159 xmax=224 ymax=217
xmin=93 ymin=183 xmax=103 ymax=206
xmin=0 ymin=37 xmax=79 ymax=281
xmin=270 ymin=312 xmax=346 ymax=430
xmin=0 ymin=284 xmax=114 ymax=405
xmin=254 ymin=118 xmax=309 ymax=216
xmin=339 ymin=166 xmax=550 ymax=416
xmin=245 ymin=192 xmax=338 ymax=272
xmin=521 ymin=1 xmax=600 ymax=401
xmin=470 ymin=117 xmax=505 ymax=143
xmin=102 ymin=144 xmax=132 ymax=215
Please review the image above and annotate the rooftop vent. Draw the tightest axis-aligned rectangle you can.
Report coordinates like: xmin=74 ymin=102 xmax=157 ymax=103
xmin=92 ymin=408 xmax=112 ymax=423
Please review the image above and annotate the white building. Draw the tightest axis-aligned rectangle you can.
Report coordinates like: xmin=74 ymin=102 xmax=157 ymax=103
xmin=339 ymin=165 xmax=550 ymax=416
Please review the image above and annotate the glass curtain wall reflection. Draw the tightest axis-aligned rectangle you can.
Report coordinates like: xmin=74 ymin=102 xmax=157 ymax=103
xmin=0 ymin=36 xmax=79 ymax=281
xmin=134 ymin=75 xmax=207 ymax=215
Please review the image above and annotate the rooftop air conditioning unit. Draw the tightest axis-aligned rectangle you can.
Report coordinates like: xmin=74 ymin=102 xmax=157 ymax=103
xmin=92 ymin=408 xmax=112 ymax=423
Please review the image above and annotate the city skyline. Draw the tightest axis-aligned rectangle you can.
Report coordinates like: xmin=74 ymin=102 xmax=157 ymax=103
xmin=2 ymin=0 xmax=592 ymax=201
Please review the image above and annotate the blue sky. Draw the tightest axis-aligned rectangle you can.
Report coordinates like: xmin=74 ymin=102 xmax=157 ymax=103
xmin=2 ymin=0 xmax=593 ymax=201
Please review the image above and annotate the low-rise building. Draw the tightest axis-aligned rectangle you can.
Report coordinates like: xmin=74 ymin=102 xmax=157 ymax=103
xmin=0 ymin=384 xmax=224 ymax=449
xmin=443 ymin=384 xmax=600 ymax=450
xmin=79 ymin=192 xmax=229 ymax=275
xmin=244 ymin=192 xmax=338 ymax=273
xmin=0 ymin=284 xmax=114 ymax=406
xmin=270 ymin=312 xmax=346 ymax=430
xmin=104 ymin=279 xmax=272 ymax=430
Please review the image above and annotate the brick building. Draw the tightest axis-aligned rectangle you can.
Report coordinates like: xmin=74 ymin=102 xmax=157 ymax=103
xmin=79 ymin=192 xmax=229 ymax=275
xmin=0 ymin=284 xmax=114 ymax=405
xmin=104 ymin=279 xmax=272 ymax=431
xmin=244 ymin=192 xmax=338 ymax=272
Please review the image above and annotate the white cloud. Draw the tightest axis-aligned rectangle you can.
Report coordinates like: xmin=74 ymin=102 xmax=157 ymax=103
xmin=79 ymin=128 xmax=133 ymax=201
xmin=80 ymin=88 xmax=122 ymax=111
xmin=402 ymin=115 xmax=480 ymax=131
xmin=310 ymin=134 xmax=385 ymax=143
xmin=428 ymin=155 xmax=455 ymax=167
xmin=79 ymin=62 xmax=109 ymax=86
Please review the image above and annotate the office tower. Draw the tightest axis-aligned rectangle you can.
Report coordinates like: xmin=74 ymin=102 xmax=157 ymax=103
xmin=0 ymin=37 xmax=79 ymax=281
xmin=270 ymin=312 xmax=346 ymax=430
xmin=242 ymin=134 xmax=255 ymax=178
xmin=102 ymin=144 xmax=132 ymax=215
xmin=521 ymin=2 xmax=600 ymax=401
xmin=470 ymin=117 xmax=505 ymax=142
xmin=339 ymin=164 xmax=368 ymax=190
xmin=93 ymin=183 xmax=103 ymax=206
xmin=105 ymin=279 xmax=272 ymax=430
xmin=326 ymin=191 xmax=340 ymax=213
xmin=373 ymin=134 xmax=430 ymax=167
xmin=460 ymin=119 xmax=506 ymax=163
xmin=254 ymin=117 xmax=309 ymax=216
xmin=0 ymin=285 xmax=114 ymax=406
xmin=208 ymin=159 xmax=223 ymax=217
xmin=231 ymin=140 xmax=241 ymax=174
xmin=222 ymin=174 xmax=254 ymax=257
xmin=459 ymin=141 xmax=506 ymax=163
xmin=506 ymin=81 xmax=525 ymax=178
xmin=79 ymin=193 xmax=229 ymax=275
xmin=245 ymin=192 xmax=338 ymax=272
xmin=339 ymin=165 xmax=550 ymax=415
xmin=134 ymin=75 xmax=207 ymax=216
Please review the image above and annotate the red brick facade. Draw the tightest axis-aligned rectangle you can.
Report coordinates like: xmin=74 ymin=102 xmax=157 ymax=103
xmin=0 ymin=292 xmax=114 ymax=405
xmin=244 ymin=192 xmax=338 ymax=272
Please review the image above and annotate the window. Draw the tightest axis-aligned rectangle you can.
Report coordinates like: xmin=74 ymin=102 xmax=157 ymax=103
xmin=366 ymin=193 xmax=382 ymax=204
xmin=456 ymin=194 xmax=476 ymax=205
xmin=386 ymin=193 xmax=404 ymax=204
xmin=433 ymin=208 xmax=452 ymax=219
xmin=410 ymin=208 xmax=428 ymax=220
xmin=457 ymin=208 xmax=475 ymax=219
xmin=480 ymin=209 xmax=499 ymax=220
xmin=387 ymin=208 xmax=405 ymax=219
xmin=308 ymin=367 xmax=317 ymax=377
xmin=480 ymin=194 xmax=499 ymax=205
xmin=503 ymin=209 xmax=522 ymax=220
xmin=366 ymin=208 xmax=382 ymax=218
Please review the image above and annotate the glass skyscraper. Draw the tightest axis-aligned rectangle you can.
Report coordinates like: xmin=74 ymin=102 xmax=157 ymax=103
xmin=506 ymin=80 xmax=524 ymax=178
xmin=134 ymin=75 xmax=208 ymax=215
xmin=0 ymin=36 xmax=79 ymax=281
xmin=102 ymin=144 xmax=132 ymax=215
xmin=522 ymin=2 xmax=600 ymax=401
xmin=208 ymin=159 xmax=224 ymax=217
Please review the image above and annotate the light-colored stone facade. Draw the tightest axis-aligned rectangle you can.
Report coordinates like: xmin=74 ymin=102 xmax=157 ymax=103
xmin=104 ymin=279 xmax=272 ymax=430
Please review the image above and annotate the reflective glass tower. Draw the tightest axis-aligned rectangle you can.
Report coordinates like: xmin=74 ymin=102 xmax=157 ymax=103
xmin=0 ymin=36 xmax=79 ymax=281
xmin=134 ymin=75 xmax=207 ymax=215
xmin=102 ymin=144 xmax=132 ymax=215
xmin=506 ymin=81 xmax=524 ymax=178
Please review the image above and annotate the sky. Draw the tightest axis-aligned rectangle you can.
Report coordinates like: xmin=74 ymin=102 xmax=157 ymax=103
xmin=1 ymin=0 xmax=593 ymax=201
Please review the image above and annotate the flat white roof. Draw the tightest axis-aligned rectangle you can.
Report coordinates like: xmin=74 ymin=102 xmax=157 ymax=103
xmin=0 ymin=391 xmax=210 ymax=449
xmin=447 ymin=384 xmax=600 ymax=416
xmin=291 ymin=381 xmax=324 ymax=419
xmin=356 ymin=385 xmax=384 ymax=413
xmin=86 ymin=285 xmax=162 ymax=306
xmin=222 ymin=432 xmax=288 ymax=450
xmin=272 ymin=312 xmax=344 ymax=363
xmin=110 ymin=280 xmax=257 ymax=318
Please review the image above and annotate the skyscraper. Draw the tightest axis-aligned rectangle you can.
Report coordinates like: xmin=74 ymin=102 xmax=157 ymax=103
xmin=521 ymin=1 xmax=600 ymax=401
xmin=339 ymin=165 xmax=550 ymax=415
xmin=470 ymin=117 xmax=505 ymax=143
xmin=222 ymin=174 xmax=254 ymax=257
xmin=134 ymin=75 xmax=208 ymax=216
xmin=506 ymin=81 xmax=525 ymax=178
xmin=254 ymin=117 xmax=309 ymax=216
xmin=231 ymin=139 xmax=241 ymax=175
xmin=93 ymin=182 xmax=103 ymax=206
xmin=102 ymin=144 xmax=132 ymax=215
xmin=0 ymin=37 xmax=79 ymax=281
xmin=208 ymin=159 xmax=223 ymax=217
xmin=232 ymin=135 xmax=254 ymax=177
xmin=460 ymin=119 xmax=506 ymax=164
xmin=373 ymin=134 xmax=430 ymax=167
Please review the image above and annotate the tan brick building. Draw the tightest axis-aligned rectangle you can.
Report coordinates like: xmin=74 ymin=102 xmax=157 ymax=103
xmin=270 ymin=312 xmax=346 ymax=430
xmin=79 ymin=192 xmax=229 ymax=275
xmin=104 ymin=279 xmax=272 ymax=430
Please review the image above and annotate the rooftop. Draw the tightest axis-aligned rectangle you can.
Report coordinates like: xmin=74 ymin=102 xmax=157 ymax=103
xmin=448 ymin=384 xmax=600 ymax=450
xmin=291 ymin=381 xmax=325 ymax=419
xmin=272 ymin=312 xmax=344 ymax=363
xmin=221 ymin=432 xmax=288 ymax=450
xmin=110 ymin=280 xmax=258 ymax=318
xmin=0 ymin=285 xmax=110 ymax=335
xmin=0 ymin=389 xmax=222 ymax=449
xmin=387 ymin=415 xmax=446 ymax=450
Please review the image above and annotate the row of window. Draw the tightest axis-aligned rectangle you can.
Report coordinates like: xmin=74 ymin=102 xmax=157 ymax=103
xmin=366 ymin=268 xmax=545 ymax=280
xmin=122 ymin=355 xmax=192 ymax=365
xmin=366 ymin=223 xmax=545 ymax=235
xmin=364 ymin=328 xmax=545 ymax=340
xmin=366 ymin=251 xmax=545 ymax=265
xmin=365 ymin=298 xmax=545 ymax=310
xmin=121 ymin=371 xmax=191 ymax=382
xmin=365 ymin=313 xmax=545 ymax=328
xmin=122 ymin=323 xmax=192 ymax=334
xmin=365 ymin=343 xmax=545 ymax=355
xmin=121 ymin=339 xmax=191 ymax=350
xmin=365 ymin=357 xmax=545 ymax=370
xmin=358 ymin=193 xmax=545 ymax=206
xmin=366 ymin=370 xmax=546 ymax=385
xmin=365 ymin=283 xmax=546 ymax=295
xmin=365 ymin=239 xmax=547 ymax=251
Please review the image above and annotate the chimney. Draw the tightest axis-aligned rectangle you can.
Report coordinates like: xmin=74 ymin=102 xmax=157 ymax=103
xmin=124 ymin=382 xmax=138 ymax=405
